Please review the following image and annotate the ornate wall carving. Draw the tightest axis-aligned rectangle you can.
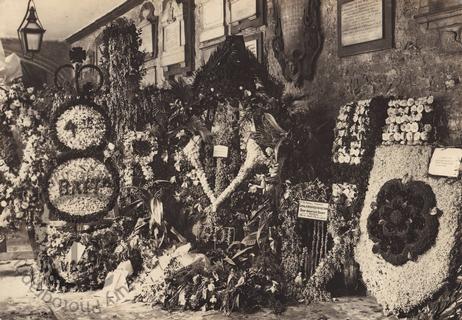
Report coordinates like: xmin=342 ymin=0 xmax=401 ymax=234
xmin=272 ymin=0 xmax=323 ymax=86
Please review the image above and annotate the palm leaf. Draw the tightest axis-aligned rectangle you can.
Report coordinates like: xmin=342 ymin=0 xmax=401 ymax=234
xmin=251 ymin=113 xmax=288 ymax=151
xmin=232 ymin=246 xmax=254 ymax=260
xmin=240 ymin=232 xmax=258 ymax=246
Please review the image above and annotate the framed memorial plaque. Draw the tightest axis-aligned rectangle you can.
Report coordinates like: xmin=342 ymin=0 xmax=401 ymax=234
xmin=161 ymin=0 xmax=195 ymax=77
xmin=338 ymin=0 xmax=394 ymax=57
xmin=199 ymin=0 xmax=226 ymax=43
xmin=229 ymin=0 xmax=266 ymax=34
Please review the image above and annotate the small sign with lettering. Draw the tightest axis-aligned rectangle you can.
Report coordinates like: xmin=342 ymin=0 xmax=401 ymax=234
xmin=298 ymin=200 xmax=329 ymax=221
xmin=213 ymin=145 xmax=229 ymax=158
xmin=428 ymin=148 xmax=462 ymax=178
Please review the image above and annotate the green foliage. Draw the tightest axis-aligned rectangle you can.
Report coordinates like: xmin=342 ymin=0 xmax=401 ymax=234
xmin=100 ymin=17 xmax=145 ymax=137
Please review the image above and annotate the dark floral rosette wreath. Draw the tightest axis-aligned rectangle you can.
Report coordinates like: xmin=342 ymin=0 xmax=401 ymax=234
xmin=367 ymin=178 xmax=439 ymax=266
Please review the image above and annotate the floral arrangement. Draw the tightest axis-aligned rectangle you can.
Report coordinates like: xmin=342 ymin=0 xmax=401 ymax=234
xmin=45 ymin=154 xmax=119 ymax=223
xmin=36 ymin=219 xmax=128 ymax=292
xmin=0 ymin=82 xmax=52 ymax=230
xmin=328 ymin=96 xmax=388 ymax=299
xmin=332 ymin=100 xmax=371 ymax=165
xmin=100 ymin=18 xmax=145 ymax=138
xmin=332 ymin=96 xmax=387 ymax=172
xmin=278 ymin=179 xmax=330 ymax=301
xmin=122 ymin=129 xmax=158 ymax=187
xmin=382 ymin=96 xmax=435 ymax=145
xmin=52 ymin=101 xmax=110 ymax=152
xmin=355 ymin=145 xmax=462 ymax=315
xmin=303 ymin=182 xmax=360 ymax=303
xmin=133 ymin=243 xmax=284 ymax=314
xmin=367 ymin=179 xmax=439 ymax=266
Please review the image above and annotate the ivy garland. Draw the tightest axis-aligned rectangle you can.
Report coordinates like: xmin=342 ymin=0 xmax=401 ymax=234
xmin=100 ymin=18 xmax=145 ymax=139
xmin=50 ymin=99 xmax=112 ymax=154
xmin=44 ymin=152 xmax=120 ymax=223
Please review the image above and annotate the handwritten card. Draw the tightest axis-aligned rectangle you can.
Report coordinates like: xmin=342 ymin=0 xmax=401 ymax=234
xmin=428 ymin=148 xmax=462 ymax=178
xmin=298 ymin=200 xmax=329 ymax=221
xmin=213 ymin=145 xmax=229 ymax=158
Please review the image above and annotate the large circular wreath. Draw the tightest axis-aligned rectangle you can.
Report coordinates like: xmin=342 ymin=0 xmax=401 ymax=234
xmin=51 ymin=99 xmax=111 ymax=153
xmin=45 ymin=153 xmax=119 ymax=223
xmin=367 ymin=179 xmax=439 ymax=266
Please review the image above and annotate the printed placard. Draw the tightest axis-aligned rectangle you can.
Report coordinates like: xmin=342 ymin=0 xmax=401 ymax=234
xmin=428 ymin=147 xmax=462 ymax=178
xmin=298 ymin=200 xmax=329 ymax=221
xmin=213 ymin=145 xmax=229 ymax=158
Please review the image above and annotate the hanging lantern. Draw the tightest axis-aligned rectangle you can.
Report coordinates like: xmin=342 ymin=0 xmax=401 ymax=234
xmin=17 ymin=0 xmax=46 ymax=57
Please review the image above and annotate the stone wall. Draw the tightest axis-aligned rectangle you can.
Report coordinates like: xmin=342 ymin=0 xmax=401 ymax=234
xmin=69 ymin=0 xmax=462 ymax=144
xmin=265 ymin=0 xmax=462 ymax=145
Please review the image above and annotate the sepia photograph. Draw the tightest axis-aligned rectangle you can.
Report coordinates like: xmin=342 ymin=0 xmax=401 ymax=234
xmin=1 ymin=0 xmax=462 ymax=319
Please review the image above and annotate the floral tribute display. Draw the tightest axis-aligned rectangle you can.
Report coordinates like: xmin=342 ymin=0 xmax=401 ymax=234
xmin=278 ymin=179 xmax=330 ymax=301
xmin=36 ymin=219 xmax=128 ymax=292
xmin=46 ymin=155 xmax=119 ymax=222
xmin=127 ymin=37 xmax=293 ymax=314
xmin=332 ymin=100 xmax=370 ymax=165
xmin=52 ymin=101 xmax=110 ymax=152
xmin=332 ymin=98 xmax=387 ymax=166
xmin=100 ymin=18 xmax=145 ymax=138
xmin=328 ymin=96 xmax=388 ymax=304
xmin=0 ymin=82 xmax=52 ymax=230
xmin=122 ymin=129 xmax=158 ymax=187
xmin=303 ymin=182 xmax=359 ymax=303
xmin=382 ymin=96 xmax=435 ymax=145
xmin=355 ymin=145 xmax=462 ymax=316
xmin=367 ymin=179 xmax=439 ymax=266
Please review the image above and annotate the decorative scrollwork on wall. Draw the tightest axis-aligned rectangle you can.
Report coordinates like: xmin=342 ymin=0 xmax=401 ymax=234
xmin=272 ymin=0 xmax=323 ymax=86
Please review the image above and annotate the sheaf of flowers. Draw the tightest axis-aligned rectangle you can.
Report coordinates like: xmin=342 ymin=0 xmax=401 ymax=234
xmin=48 ymin=157 xmax=115 ymax=215
xmin=332 ymin=99 xmax=371 ymax=165
xmin=55 ymin=105 xmax=107 ymax=150
xmin=355 ymin=145 xmax=462 ymax=315
xmin=382 ymin=96 xmax=435 ymax=145
xmin=122 ymin=129 xmax=158 ymax=187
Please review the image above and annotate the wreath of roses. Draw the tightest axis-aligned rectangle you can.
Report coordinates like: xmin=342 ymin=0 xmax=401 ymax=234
xmin=367 ymin=178 xmax=439 ymax=266
xmin=44 ymin=152 xmax=120 ymax=223
xmin=50 ymin=99 xmax=112 ymax=154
